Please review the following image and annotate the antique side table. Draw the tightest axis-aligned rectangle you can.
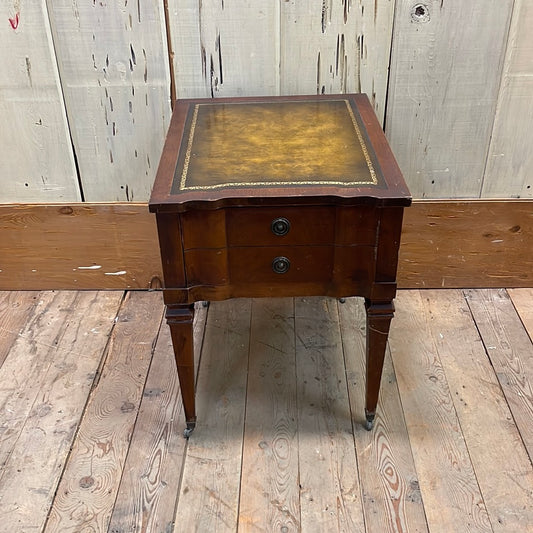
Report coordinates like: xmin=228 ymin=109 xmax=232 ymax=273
xmin=149 ymin=94 xmax=411 ymax=437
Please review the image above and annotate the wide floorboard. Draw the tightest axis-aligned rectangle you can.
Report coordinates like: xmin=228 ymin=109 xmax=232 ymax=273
xmin=0 ymin=289 xmax=531 ymax=533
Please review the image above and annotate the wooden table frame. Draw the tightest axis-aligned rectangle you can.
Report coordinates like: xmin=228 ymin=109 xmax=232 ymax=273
xmin=149 ymin=94 xmax=411 ymax=437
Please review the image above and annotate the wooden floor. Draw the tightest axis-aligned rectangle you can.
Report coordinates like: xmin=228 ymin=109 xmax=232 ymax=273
xmin=0 ymin=290 xmax=531 ymax=533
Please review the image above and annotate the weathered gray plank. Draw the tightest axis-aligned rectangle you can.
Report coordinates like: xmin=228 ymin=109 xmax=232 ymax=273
xmin=238 ymin=298 xmax=300 ymax=532
xmin=338 ymin=297 xmax=428 ymax=533
xmin=386 ymin=0 xmax=513 ymax=198
xmin=0 ymin=2 xmax=79 ymax=201
xmin=0 ymin=291 xmax=40 ymax=367
xmin=168 ymin=0 xmax=280 ymax=98
xmin=281 ymin=0 xmax=395 ymax=124
xmin=174 ymin=299 xmax=251 ymax=532
xmin=430 ymin=290 xmax=533 ymax=532
xmin=294 ymin=297 xmax=365 ymax=532
xmin=508 ymin=288 xmax=533 ymax=341
xmin=0 ymin=292 xmax=122 ymax=532
xmin=108 ymin=302 xmax=207 ymax=533
xmin=465 ymin=289 xmax=533 ymax=461
xmin=482 ymin=0 xmax=533 ymax=198
xmin=44 ymin=291 xmax=163 ymax=532
xmin=389 ymin=290 xmax=492 ymax=532
xmin=46 ymin=1 xmax=171 ymax=201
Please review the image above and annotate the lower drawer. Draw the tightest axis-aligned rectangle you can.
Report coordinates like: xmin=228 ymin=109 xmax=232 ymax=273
xmin=229 ymin=246 xmax=334 ymax=284
xmin=184 ymin=245 xmax=376 ymax=289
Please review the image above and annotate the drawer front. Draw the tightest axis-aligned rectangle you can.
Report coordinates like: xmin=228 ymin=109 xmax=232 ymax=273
xmin=229 ymin=246 xmax=333 ymax=284
xmin=226 ymin=207 xmax=336 ymax=246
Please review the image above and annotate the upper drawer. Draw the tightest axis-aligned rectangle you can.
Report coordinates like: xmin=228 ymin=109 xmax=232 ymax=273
xmin=180 ymin=205 xmax=380 ymax=250
xmin=226 ymin=206 xmax=335 ymax=246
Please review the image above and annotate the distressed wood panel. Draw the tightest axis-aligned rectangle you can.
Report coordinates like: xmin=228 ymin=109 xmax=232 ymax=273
xmin=398 ymin=200 xmax=533 ymax=288
xmin=238 ymin=299 xmax=300 ymax=532
xmin=0 ymin=2 xmax=80 ymax=202
xmin=168 ymin=0 xmax=280 ymax=98
xmin=390 ymin=291 xmax=492 ymax=532
xmin=508 ymin=288 xmax=533 ymax=340
xmin=482 ymin=0 xmax=533 ymax=198
xmin=432 ymin=290 xmax=533 ymax=532
xmin=465 ymin=289 xmax=533 ymax=461
xmin=281 ymin=0 xmax=395 ymax=124
xmin=46 ymin=1 xmax=171 ymax=201
xmin=386 ymin=0 xmax=513 ymax=198
xmin=108 ymin=302 xmax=207 ymax=533
xmin=176 ymin=299 xmax=251 ymax=532
xmin=44 ymin=291 xmax=163 ymax=532
xmin=1 ymin=200 xmax=533 ymax=290
xmin=0 ymin=203 xmax=162 ymax=290
xmin=294 ymin=297 xmax=365 ymax=532
xmin=0 ymin=292 xmax=122 ymax=532
xmin=338 ymin=297 xmax=428 ymax=533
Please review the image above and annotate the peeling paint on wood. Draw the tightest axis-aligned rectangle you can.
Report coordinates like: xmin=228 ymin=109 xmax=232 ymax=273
xmin=168 ymin=0 xmax=279 ymax=98
xmin=0 ymin=2 xmax=80 ymax=202
xmin=482 ymin=0 xmax=533 ymax=199
xmin=385 ymin=0 xmax=514 ymax=199
xmin=46 ymin=0 xmax=171 ymax=201
xmin=280 ymin=0 xmax=394 ymax=124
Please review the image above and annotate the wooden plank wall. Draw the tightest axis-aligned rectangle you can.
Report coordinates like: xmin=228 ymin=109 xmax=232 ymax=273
xmin=0 ymin=1 xmax=531 ymax=204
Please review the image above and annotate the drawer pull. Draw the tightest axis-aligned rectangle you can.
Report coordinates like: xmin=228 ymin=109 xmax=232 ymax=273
xmin=271 ymin=217 xmax=291 ymax=236
xmin=272 ymin=256 xmax=290 ymax=274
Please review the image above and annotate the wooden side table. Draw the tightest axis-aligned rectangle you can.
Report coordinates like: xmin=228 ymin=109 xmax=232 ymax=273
xmin=149 ymin=94 xmax=411 ymax=437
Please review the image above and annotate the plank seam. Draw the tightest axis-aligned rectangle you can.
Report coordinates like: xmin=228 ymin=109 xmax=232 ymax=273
xmin=464 ymin=288 xmax=533 ymax=464
xmin=235 ymin=299 xmax=254 ymax=533
xmin=42 ymin=290 xmax=127 ymax=529
xmin=427 ymin=290 xmax=495 ymax=532
xmin=106 ymin=296 xmax=167 ymax=528
xmin=335 ymin=297 xmax=369 ymax=533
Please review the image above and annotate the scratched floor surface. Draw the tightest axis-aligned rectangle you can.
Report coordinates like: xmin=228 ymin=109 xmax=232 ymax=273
xmin=0 ymin=289 xmax=531 ymax=533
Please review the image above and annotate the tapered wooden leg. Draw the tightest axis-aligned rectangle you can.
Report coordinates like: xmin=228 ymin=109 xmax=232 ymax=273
xmin=364 ymin=299 xmax=394 ymax=430
xmin=166 ymin=303 xmax=196 ymax=438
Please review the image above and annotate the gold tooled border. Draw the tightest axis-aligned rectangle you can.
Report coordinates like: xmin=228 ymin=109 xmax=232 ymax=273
xmin=179 ymin=99 xmax=378 ymax=191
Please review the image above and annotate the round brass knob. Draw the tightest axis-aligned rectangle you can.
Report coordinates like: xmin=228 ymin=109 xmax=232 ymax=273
xmin=272 ymin=256 xmax=290 ymax=274
xmin=271 ymin=217 xmax=290 ymax=236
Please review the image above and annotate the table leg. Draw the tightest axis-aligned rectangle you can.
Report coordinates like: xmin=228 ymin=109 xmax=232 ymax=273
xmin=166 ymin=303 xmax=196 ymax=438
xmin=364 ymin=299 xmax=394 ymax=430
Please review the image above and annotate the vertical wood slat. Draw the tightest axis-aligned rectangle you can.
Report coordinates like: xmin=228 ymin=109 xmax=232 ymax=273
xmin=385 ymin=0 xmax=514 ymax=199
xmin=168 ymin=0 xmax=280 ymax=99
xmin=46 ymin=1 xmax=172 ymax=202
xmin=281 ymin=0 xmax=395 ymax=124
xmin=0 ymin=2 xmax=80 ymax=202
xmin=174 ymin=299 xmax=251 ymax=532
xmin=481 ymin=0 xmax=533 ymax=198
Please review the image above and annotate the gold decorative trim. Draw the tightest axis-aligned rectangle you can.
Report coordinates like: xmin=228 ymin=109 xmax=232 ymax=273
xmin=178 ymin=100 xmax=379 ymax=191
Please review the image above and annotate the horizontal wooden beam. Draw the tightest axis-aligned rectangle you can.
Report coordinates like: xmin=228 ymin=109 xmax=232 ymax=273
xmin=0 ymin=201 xmax=531 ymax=290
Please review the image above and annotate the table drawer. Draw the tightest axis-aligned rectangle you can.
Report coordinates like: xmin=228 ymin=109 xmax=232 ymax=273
xmin=226 ymin=207 xmax=335 ymax=246
xmin=184 ymin=245 xmax=334 ymax=286
xmin=229 ymin=246 xmax=334 ymax=284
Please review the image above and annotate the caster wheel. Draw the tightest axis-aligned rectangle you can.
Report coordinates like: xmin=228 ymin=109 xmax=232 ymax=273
xmin=183 ymin=421 xmax=196 ymax=439
xmin=364 ymin=412 xmax=375 ymax=431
